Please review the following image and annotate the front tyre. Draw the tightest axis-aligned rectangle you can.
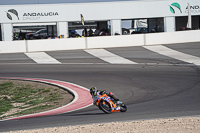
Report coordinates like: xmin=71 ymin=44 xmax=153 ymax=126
xmin=120 ymin=103 xmax=127 ymax=112
xmin=99 ymin=100 xmax=112 ymax=114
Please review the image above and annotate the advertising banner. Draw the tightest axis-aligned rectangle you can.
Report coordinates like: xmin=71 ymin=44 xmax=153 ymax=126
xmin=0 ymin=0 xmax=200 ymax=23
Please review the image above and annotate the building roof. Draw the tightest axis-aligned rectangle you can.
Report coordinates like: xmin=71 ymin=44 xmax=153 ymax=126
xmin=0 ymin=0 xmax=167 ymax=5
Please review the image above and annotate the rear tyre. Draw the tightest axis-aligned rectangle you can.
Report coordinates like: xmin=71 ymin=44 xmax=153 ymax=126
xmin=99 ymin=100 xmax=112 ymax=114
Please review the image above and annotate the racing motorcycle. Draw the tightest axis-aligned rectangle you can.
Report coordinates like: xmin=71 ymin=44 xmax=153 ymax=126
xmin=94 ymin=93 xmax=127 ymax=114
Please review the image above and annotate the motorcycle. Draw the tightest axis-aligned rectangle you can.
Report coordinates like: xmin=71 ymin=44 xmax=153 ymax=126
xmin=94 ymin=93 xmax=127 ymax=114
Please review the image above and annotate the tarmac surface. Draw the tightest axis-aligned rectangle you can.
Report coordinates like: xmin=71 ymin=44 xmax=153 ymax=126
xmin=0 ymin=42 xmax=200 ymax=132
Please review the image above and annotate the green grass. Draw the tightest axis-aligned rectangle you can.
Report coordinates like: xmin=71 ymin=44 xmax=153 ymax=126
xmin=0 ymin=99 xmax=13 ymax=115
xmin=0 ymin=81 xmax=64 ymax=119
xmin=0 ymin=82 xmax=15 ymax=115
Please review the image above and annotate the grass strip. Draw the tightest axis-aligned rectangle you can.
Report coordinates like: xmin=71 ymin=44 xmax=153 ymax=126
xmin=0 ymin=81 xmax=65 ymax=119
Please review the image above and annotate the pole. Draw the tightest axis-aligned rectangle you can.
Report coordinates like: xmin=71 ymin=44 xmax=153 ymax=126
xmin=187 ymin=3 xmax=192 ymax=29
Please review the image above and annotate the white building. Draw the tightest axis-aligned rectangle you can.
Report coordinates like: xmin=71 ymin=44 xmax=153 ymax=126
xmin=0 ymin=0 xmax=200 ymax=41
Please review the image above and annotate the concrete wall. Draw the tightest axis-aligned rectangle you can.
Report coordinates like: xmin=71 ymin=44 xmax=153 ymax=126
xmin=87 ymin=34 xmax=144 ymax=49
xmin=1 ymin=23 xmax=13 ymax=41
xmin=0 ymin=30 xmax=200 ymax=53
xmin=0 ymin=40 xmax=26 ymax=53
xmin=27 ymin=38 xmax=85 ymax=52
xmin=145 ymin=30 xmax=200 ymax=45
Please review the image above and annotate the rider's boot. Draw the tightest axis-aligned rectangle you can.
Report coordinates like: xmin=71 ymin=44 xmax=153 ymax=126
xmin=117 ymin=101 xmax=123 ymax=105
xmin=114 ymin=106 xmax=120 ymax=111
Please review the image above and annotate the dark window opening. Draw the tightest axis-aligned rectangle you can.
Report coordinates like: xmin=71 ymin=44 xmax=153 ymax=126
xmin=68 ymin=21 xmax=111 ymax=37
xmin=13 ymin=23 xmax=57 ymax=40
xmin=176 ymin=16 xmax=200 ymax=31
xmin=122 ymin=18 xmax=164 ymax=35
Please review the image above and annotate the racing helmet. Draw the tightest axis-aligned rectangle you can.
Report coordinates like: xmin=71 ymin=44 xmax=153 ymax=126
xmin=90 ymin=87 xmax=98 ymax=96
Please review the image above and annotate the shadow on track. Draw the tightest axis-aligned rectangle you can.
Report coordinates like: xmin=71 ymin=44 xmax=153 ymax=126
xmin=67 ymin=112 xmax=105 ymax=116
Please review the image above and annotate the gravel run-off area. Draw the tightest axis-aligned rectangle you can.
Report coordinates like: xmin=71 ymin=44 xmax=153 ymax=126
xmin=3 ymin=116 xmax=200 ymax=133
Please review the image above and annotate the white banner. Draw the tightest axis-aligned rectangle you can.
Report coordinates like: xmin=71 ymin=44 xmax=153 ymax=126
xmin=0 ymin=0 xmax=200 ymax=23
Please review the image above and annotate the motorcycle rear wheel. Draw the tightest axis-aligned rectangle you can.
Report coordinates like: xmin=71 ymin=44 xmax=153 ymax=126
xmin=99 ymin=100 xmax=112 ymax=114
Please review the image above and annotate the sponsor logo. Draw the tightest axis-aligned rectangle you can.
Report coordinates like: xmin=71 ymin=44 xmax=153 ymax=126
xmin=169 ymin=3 xmax=200 ymax=14
xmin=22 ymin=12 xmax=59 ymax=20
xmin=185 ymin=5 xmax=200 ymax=13
xmin=6 ymin=9 xmax=19 ymax=20
xmin=169 ymin=3 xmax=182 ymax=14
xmin=5 ymin=9 xmax=59 ymax=21
xmin=23 ymin=12 xmax=59 ymax=17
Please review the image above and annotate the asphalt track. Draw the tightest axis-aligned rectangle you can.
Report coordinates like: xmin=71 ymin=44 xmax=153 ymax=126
xmin=0 ymin=42 xmax=200 ymax=132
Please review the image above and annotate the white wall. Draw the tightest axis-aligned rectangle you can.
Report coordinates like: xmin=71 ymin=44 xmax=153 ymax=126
xmin=27 ymin=38 xmax=85 ymax=52
xmin=1 ymin=0 xmax=200 ymax=23
xmin=164 ymin=17 xmax=175 ymax=32
xmin=1 ymin=23 xmax=13 ymax=41
xmin=1 ymin=30 xmax=200 ymax=53
xmin=57 ymin=22 xmax=68 ymax=38
xmin=110 ymin=20 xmax=122 ymax=35
xmin=0 ymin=40 xmax=26 ymax=53
xmin=87 ymin=35 xmax=144 ymax=49
xmin=145 ymin=30 xmax=200 ymax=45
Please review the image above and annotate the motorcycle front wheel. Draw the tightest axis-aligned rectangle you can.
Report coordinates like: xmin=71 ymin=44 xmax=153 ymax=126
xmin=99 ymin=100 xmax=112 ymax=114
xmin=120 ymin=103 xmax=127 ymax=112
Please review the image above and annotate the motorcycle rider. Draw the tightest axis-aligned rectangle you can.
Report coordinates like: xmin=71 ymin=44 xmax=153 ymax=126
xmin=90 ymin=87 xmax=121 ymax=110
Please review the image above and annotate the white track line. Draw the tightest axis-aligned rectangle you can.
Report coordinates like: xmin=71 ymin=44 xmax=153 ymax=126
xmin=143 ymin=45 xmax=200 ymax=66
xmin=85 ymin=49 xmax=137 ymax=64
xmin=25 ymin=52 xmax=61 ymax=64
